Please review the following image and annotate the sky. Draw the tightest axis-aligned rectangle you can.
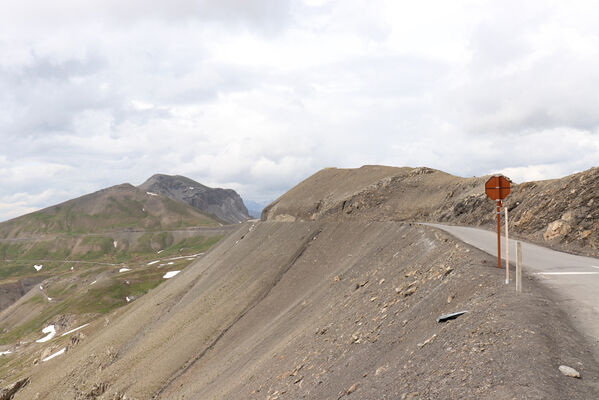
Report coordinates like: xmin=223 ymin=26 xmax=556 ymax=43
xmin=1 ymin=0 xmax=599 ymax=221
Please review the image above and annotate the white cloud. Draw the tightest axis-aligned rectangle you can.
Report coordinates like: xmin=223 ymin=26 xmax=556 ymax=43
xmin=0 ymin=0 xmax=598 ymax=221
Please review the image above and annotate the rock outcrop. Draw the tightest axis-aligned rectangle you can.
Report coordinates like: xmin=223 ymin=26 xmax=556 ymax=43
xmin=0 ymin=377 xmax=29 ymax=400
xmin=139 ymin=174 xmax=249 ymax=224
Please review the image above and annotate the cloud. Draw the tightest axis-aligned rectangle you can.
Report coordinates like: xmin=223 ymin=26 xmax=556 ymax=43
xmin=0 ymin=0 xmax=598 ymax=221
xmin=0 ymin=0 xmax=293 ymax=33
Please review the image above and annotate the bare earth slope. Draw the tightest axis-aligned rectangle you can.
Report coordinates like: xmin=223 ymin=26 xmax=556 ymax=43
xmin=263 ymin=165 xmax=599 ymax=256
xmin=12 ymin=222 xmax=599 ymax=399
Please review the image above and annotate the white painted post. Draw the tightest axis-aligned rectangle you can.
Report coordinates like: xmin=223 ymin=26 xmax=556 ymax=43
xmin=516 ymin=241 xmax=522 ymax=292
xmin=505 ymin=207 xmax=509 ymax=284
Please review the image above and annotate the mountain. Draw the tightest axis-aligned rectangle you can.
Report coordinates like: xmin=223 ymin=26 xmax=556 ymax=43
xmin=0 ymin=183 xmax=220 ymax=239
xmin=139 ymin=174 xmax=250 ymax=224
xmin=263 ymin=165 xmax=599 ymax=256
xmin=244 ymin=199 xmax=270 ymax=219
xmin=6 ymin=166 xmax=598 ymax=399
xmin=0 ymin=182 xmax=232 ymax=361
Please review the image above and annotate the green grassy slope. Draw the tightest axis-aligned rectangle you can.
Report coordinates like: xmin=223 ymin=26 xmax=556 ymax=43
xmin=0 ymin=183 xmax=222 ymax=238
xmin=0 ymin=182 xmax=232 ymax=369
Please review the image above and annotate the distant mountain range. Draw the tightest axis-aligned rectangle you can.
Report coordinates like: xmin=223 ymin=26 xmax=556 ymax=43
xmin=244 ymin=199 xmax=271 ymax=219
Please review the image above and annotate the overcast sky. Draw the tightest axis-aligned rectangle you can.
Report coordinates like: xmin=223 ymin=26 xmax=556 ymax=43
xmin=1 ymin=0 xmax=598 ymax=221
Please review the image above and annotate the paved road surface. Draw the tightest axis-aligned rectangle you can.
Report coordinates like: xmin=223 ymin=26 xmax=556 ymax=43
xmin=425 ymin=223 xmax=599 ymax=352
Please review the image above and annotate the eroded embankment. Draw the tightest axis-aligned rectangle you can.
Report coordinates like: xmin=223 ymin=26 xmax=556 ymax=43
xmin=13 ymin=221 xmax=599 ymax=400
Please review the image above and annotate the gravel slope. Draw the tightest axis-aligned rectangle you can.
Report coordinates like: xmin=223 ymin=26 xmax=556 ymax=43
xmin=11 ymin=221 xmax=599 ymax=399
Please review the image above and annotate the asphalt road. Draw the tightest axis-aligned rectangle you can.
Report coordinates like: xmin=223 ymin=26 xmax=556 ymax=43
xmin=425 ymin=223 xmax=599 ymax=351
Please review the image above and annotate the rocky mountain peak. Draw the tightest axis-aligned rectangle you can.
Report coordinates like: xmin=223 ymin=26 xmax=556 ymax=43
xmin=138 ymin=174 xmax=249 ymax=224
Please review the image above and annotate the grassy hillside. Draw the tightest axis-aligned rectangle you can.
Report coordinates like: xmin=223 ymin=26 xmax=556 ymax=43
xmin=0 ymin=181 xmax=232 ymax=378
xmin=0 ymin=183 xmax=222 ymax=238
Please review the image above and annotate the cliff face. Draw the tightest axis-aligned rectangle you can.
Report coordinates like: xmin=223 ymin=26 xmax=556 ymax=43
xmin=139 ymin=174 xmax=250 ymax=224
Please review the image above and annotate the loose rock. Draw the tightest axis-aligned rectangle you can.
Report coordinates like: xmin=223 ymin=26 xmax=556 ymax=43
xmin=558 ymin=365 xmax=580 ymax=378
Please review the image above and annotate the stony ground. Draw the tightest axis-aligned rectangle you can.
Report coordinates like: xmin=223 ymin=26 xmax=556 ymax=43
xmin=4 ymin=221 xmax=597 ymax=399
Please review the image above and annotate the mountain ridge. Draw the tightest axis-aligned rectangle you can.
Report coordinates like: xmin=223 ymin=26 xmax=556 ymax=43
xmin=263 ymin=165 xmax=599 ymax=257
xmin=139 ymin=174 xmax=250 ymax=224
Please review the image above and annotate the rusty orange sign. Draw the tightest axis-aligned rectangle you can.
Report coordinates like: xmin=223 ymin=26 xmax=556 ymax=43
xmin=485 ymin=175 xmax=511 ymax=201
xmin=484 ymin=175 xmax=511 ymax=270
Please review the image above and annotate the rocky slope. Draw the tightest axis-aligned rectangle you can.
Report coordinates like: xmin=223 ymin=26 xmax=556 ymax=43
xmin=7 ymin=222 xmax=597 ymax=399
xmin=1 ymin=166 xmax=597 ymax=399
xmin=139 ymin=174 xmax=250 ymax=224
xmin=263 ymin=165 xmax=599 ymax=256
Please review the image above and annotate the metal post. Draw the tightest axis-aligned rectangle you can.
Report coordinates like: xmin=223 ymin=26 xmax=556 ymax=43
xmin=505 ymin=207 xmax=509 ymax=284
xmin=516 ymin=241 xmax=522 ymax=292
xmin=496 ymin=200 xmax=501 ymax=269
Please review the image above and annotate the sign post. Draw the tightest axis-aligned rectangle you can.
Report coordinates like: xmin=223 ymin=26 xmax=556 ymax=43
xmin=485 ymin=176 xmax=511 ymax=271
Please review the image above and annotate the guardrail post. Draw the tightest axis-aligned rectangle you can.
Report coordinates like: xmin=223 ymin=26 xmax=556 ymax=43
xmin=516 ymin=241 xmax=522 ymax=292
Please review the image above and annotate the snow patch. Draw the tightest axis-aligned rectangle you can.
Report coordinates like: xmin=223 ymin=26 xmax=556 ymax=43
xmin=147 ymin=260 xmax=160 ymax=265
xmin=163 ymin=271 xmax=180 ymax=279
xmin=0 ymin=351 xmax=11 ymax=356
xmin=39 ymin=285 xmax=43 ymax=290
xmin=113 ymin=240 xmax=118 ymax=248
xmin=146 ymin=192 xmax=158 ymax=196
xmin=169 ymin=253 xmax=202 ymax=261
xmin=126 ymin=296 xmax=131 ymax=302
xmin=167 ymin=262 xmax=174 ymax=265
xmin=90 ymin=280 xmax=97 ymax=285
xmin=70 ymin=266 xmax=74 ymax=271
xmin=157 ymin=250 xmax=164 ymax=254
xmin=42 ymin=348 xmax=65 ymax=362
xmin=36 ymin=325 xmax=56 ymax=343
xmin=33 ymin=264 xmax=43 ymax=271
xmin=119 ymin=268 xmax=131 ymax=273
xmin=60 ymin=324 xmax=89 ymax=337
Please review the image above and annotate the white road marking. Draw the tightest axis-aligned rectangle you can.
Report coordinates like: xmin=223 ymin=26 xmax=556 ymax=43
xmin=591 ymin=266 xmax=599 ymax=270
xmin=534 ymin=272 xmax=599 ymax=275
